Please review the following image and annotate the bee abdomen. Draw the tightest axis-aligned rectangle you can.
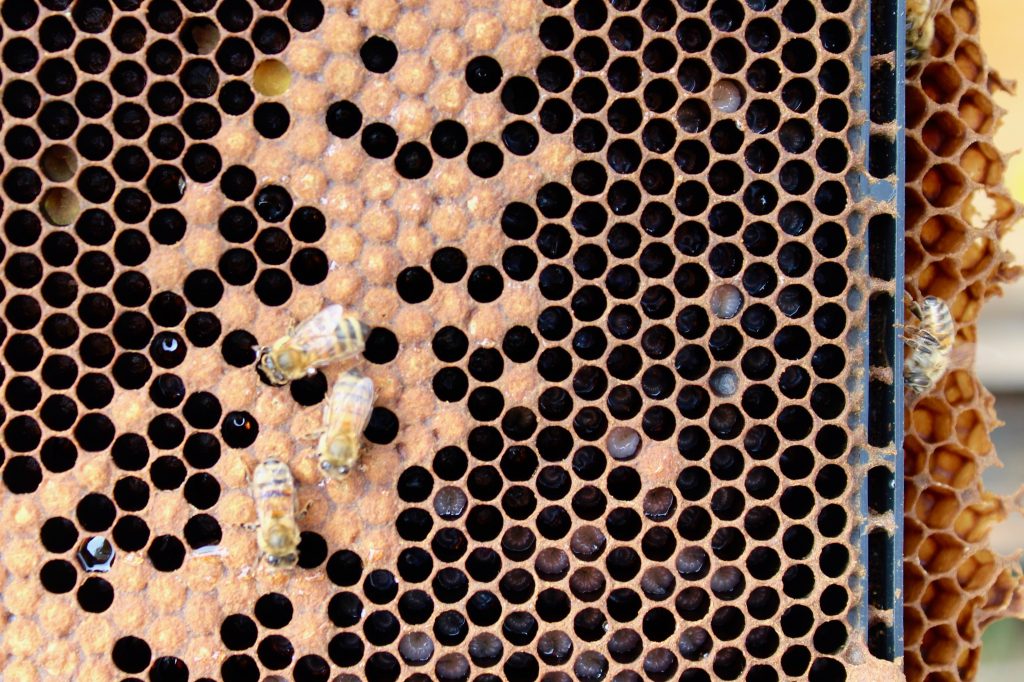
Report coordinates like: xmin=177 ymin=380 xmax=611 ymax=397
xmin=333 ymin=316 xmax=369 ymax=356
xmin=921 ymin=298 xmax=955 ymax=348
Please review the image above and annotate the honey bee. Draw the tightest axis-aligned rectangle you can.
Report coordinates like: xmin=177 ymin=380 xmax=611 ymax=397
xmin=318 ymin=370 xmax=376 ymax=478
xmin=251 ymin=458 xmax=302 ymax=568
xmin=904 ymin=295 xmax=955 ymax=395
xmin=258 ymin=305 xmax=369 ymax=385
xmin=906 ymin=0 xmax=937 ymax=68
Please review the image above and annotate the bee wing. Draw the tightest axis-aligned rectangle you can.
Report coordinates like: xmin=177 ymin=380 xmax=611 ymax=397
xmin=948 ymin=341 xmax=976 ymax=371
xmin=325 ymin=373 xmax=352 ymax=427
xmin=291 ymin=305 xmax=344 ymax=342
xmin=328 ymin=372 xmax=376 ymax=434
xmin=356 ymin=376 xmax=377 ymax=435
xmin=291 ymin=305 xmax=349 ymax=366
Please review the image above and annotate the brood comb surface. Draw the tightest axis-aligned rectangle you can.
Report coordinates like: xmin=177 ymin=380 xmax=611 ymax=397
xmin=0 ymin=0 xmax=894 ymax=681
xmin=904 ymin=0 xmax=1024 ymax=680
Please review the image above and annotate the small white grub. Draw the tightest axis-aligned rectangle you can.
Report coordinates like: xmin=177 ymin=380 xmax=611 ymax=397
xmin=607 ymin=426 xmax=642 ymax=461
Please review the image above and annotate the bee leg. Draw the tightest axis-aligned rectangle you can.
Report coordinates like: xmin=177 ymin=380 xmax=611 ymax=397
xmin=298 ymin=428 xmax=323 ymax=443
xmin=241 ymin=458 xmax=257 ymax=487
xmin=906 ymin=299 xmax=924 ymax=323
xmin=904 ymin=334 xmax=924 ymax=352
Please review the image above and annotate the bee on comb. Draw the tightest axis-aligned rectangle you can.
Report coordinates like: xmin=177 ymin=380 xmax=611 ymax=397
xmin=251 ymin=458 xmax=302 ymax=569
xmin=906 ymin=0 xmax=938 ymax=69
xmin=904 ymin=295 xmax=956 ymax=395
xmin=257 ymin=304 xmax=369 ymax=385
xmin=317 ymin=370 xmax=376 ymax=478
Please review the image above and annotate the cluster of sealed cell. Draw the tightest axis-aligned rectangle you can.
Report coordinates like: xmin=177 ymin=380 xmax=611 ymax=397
xmin=376 ymin=0 xmax=864 ymax=680
xmin=902 ymin=1 xmax=1024 ymax=680
xmin=324 ymin=46 xmax=510 ymax=181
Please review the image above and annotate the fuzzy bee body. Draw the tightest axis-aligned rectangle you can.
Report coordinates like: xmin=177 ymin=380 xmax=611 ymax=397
xmin=252 ymin=458 xmax=301 ymax=568
xmin=318 ymin=370 xmax=376 ymax=478
xmin=904 ymin=295 xmax=955 ymax=395
xmin=906 ymin=0 xmax=937 ymax=67
xmin=258 ymin=305 xmax=369 ymax=385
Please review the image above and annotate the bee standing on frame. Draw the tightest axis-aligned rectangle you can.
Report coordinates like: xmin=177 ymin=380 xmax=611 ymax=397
xmin=318 ymin=370 xmax=376 ymax=478
xmin=906 ymin=0 xmax=937 ymax=68
xmin=904 ymin=295 xmax=955 ymax=396
xmin=258 ymin=304 xmax=369 ymax=386
xmin=251 ymin=458 xmax=302 ymax=568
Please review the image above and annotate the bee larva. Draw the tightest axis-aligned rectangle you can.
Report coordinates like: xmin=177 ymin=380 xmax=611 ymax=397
xmin=906 ymin=0 xmax=937 ymax=68
xmin=258 ymin=304 xmax=369 ymax=386
xmin=318 ymin=370 xmax=376 ymax=478
xmin=251 ymin=458 xmax=302 ymax=569
xmin=904 ymin=295 xmax=955 ymax=395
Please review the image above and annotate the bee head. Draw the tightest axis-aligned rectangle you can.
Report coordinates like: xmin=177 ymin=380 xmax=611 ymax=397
xmin=320 ymin=437 xmax=358 ymax=478
xmin=266 ymin=551 xmax=298 ymax=568
xmin=276 ymin=348 xmax=299 ymax=371
xmin=257 ymin=346 xmax=290 ymax=385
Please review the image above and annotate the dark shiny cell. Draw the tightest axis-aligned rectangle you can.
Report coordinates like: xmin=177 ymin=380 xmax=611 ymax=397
xmin=465 ymin=55 xmax=503 ymax=93
xmin=396 ymin=267 xmax=433 ymax=303
xmin=425 ymin=246 xmax=466 ymax=284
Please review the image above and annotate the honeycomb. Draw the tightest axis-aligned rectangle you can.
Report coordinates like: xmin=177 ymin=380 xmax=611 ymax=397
xmin=0 ymin=0 xmax=902 ymax=680
xmin=902 ymin=0 xmax=1024 ymax=680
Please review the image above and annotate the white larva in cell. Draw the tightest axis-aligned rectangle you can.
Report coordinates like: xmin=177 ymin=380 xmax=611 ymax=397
xmin=606 ymin=426 xmax=642 ymax=461
xmin=711 ymin=284 xmax=744 ymax=319
xmin=710 ymin=368 xmax=739 ymax=397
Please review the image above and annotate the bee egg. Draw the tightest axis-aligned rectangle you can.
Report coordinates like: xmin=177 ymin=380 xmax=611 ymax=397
xmin=468 ymin=632 xmax=503 ymax=666
xmin=544 ymin=673 xmax=574 ymax=682
xmin=434 ymin=652 xmax=470 ymax=681
xmin=676 ymin=546 xmax=710 ymax=580
xmin=569 ymin=567 xmax=606 ymax=601
xmin=574 ymin=650 xmax=610 ymax=682
xmin=432 ymin=486 xmax=468 ymax=520
xmin=570 ymin=525 xmax=607 ymax=561
xmin=710 ymin=566 xmax=746 ymax=599
xmin=640 ymin=566 xmax=676 ymax=600
xmin=608 ymin=628 xmax=643 ymax=663
xmin=643 ymin=487 xmax=677 ymax=521
xmin=398 ymin=631 xmax=435 ymax=665
xmin=533 ymin=548 xmax=569 ymax=581
xmin=537 ymin=630 xmax=574 ymax=665
xmin=644 ymin=647 xmax=679 ymax=678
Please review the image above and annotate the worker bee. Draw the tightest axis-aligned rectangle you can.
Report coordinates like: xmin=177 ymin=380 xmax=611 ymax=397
xmin=258 ymin=305 xmax=369 ymax=385
xmin=906 ymin=0 xmax=937 ymax=68
xmin=904 ymin=295 xmax=955 ymax=395
xmin=251 ymin=458 xmax=302 ymax=568
xmin=318 ymin=370 xmax=376 ymax=478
